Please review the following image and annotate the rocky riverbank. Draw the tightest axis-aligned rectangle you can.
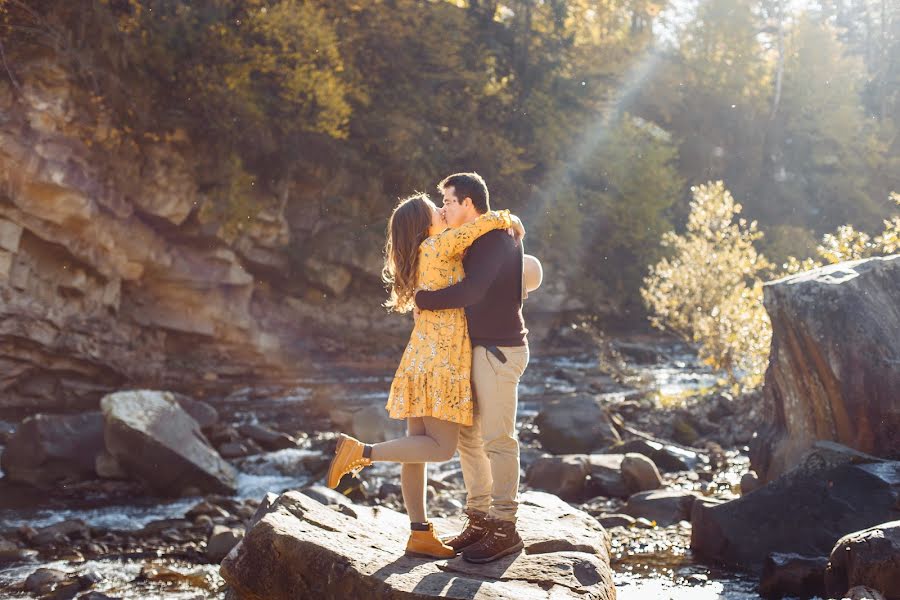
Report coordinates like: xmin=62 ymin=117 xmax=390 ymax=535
xmin=2 ymin=314 xmax=898 ymax=599
xmin=1 ymin=335 xmax=765 ymax=599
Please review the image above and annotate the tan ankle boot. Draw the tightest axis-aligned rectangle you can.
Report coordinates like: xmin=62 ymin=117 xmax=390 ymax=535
xmin=406 ymin=522 xmax=456 ymax=559
xmin=326 ymin=434 xmax=372 ymax=489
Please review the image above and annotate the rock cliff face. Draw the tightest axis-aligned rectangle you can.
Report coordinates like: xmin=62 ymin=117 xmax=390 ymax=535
xmin=0 ymin=60 xmax=407 ymax=411
xmin=750 ymin=255 xmax=900 ymax=482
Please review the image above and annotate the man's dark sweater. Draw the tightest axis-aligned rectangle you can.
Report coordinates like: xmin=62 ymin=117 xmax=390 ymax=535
xmin=415 ymin=229 xmax=527 ymax=347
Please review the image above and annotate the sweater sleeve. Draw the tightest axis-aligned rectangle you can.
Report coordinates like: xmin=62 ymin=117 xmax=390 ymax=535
xmin=415 ymin=234 xmax=504 ymax=310
xmin=428 ymin=210 xmax=511 ymax=259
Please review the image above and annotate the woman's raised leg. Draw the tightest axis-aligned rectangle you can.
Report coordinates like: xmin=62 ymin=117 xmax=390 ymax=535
xmin=370 ymin=416 xmax=460 ymax=463
xmin=401 ymin=418 xmax=427 ymax=523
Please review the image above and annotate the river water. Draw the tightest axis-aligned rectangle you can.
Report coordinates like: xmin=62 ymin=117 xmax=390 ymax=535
xmin=0 ymin=339 xmax=767 ymax=599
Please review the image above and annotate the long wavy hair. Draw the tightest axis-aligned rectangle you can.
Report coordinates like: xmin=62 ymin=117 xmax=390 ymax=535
xmin=382 ymin=193 xmax=434 ymax=313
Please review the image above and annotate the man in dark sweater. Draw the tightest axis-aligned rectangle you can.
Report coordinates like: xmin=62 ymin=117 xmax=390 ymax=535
xmin=415 ymin=172 xmax=530 ymax=564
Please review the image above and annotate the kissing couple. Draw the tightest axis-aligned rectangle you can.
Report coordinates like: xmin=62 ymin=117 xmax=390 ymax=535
xmin=326 ymin=172 xmax=542 ymax=563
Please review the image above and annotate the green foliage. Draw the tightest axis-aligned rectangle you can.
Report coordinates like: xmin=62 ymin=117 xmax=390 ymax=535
xmin=642 ymin=182 xmax=772 ymax=389
xmin=1 ymin=0 xmax=897 ymax=325
xmin=582 ymin=115 xmax=683 ymax=309
xmin=773 ymin=17 xmax=881 ymax=229
xmin=644 ymin=184 xmax=898 ymax=390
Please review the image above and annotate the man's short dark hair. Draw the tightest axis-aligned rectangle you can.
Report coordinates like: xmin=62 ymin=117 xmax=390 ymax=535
xmin=438 ymin=172 xmax=490 ymax=214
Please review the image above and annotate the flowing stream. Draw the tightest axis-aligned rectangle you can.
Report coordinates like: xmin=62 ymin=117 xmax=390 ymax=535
xmin=0 ymin=339 xmax=768 ymax=599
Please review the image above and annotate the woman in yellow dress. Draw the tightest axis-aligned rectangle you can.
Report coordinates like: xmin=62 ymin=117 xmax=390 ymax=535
xmin=326 ymin=191 xmax=521 ymax=558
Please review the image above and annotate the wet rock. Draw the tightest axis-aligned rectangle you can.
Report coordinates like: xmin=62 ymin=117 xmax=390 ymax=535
xmin=237 ymin=423 xmax=298 ymax=451
xmin=843 ymin=586 xmax=887 ymax=600
xmin=620 ymin=453 xmax=663 ymax=493
xmin=193 ymin=514 xmax=214 ymax=531
xmin=525 ymin=453 xmax=652 ymax=500
xmin=672 ymin=414 xmax=700 ymax=446
xmin=611 ymin=341 xmax=663 ymax=364
xmin=139 ymin=518 xmax=194 ymax=537
xmin=351 ymin=405 xmax=407 ymax=444
xmin=207 ymin=424 xmax=242 ymax=446
xmin=759 ymin=553 xmax=828 ymax=599
xmin=1 ymin=413 xmax=105 ymax=487
xmin=606 ymin=438 xmax=703 ymax=472
xmin=76 ymin=569 xmax=103 ymax=587
xmin=218 ymin=441 xmax=257 ymax=458
xmin=187 ymin=501 xmax=231 ymax=521
xmin=94 ymin=452 xmax=128 ymax=480
xmin=624 ymin=490 xmax=698 ymax=527
xmin=598 ymin=514 xmax=635 ymax=529
xmin=585 ymin=455 xmax=631 ymax=499
xmin=31 ymin=520 xmax=89 ymax=546
xmin=78 ymin=593 xmax=121 ymax=600
xmin=686 ymin=573 xmax=709 ymax=585
xmin=525 ymin=455 xmax=590 ymax=500
xmin=751 ymin=256 xmax=900 ymax=483
xmin=691 ymin=461 xmax=900 ymax=571
xmin=825 ymin=520 xmax=900 ymax=600
xmin=101 ymin=390 xmax=237 ymax=495
xmin=207 ymin=525 xmax=244 ymax=564
xmin=534 ymin=394 xmax=621 ymax=454
xmin=221 ymin=490 xmax=614 ymax=600
xmin=25 ymin=567 xmax=68 ymax=594
xmin=300 ymin=485 xmax=354 ymax=506
xmin=740 ymin=471 xmax=761 ymax=495
xmin=0 ymin=538 xmax=37 ymax=564
xmin=171 ymin=393 xmax=219 ymax=430
xmin=378 ymin=481 xmax=402 ymax=499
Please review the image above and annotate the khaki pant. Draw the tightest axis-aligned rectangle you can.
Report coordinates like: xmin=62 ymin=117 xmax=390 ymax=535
xmin=458 ymin=344 xmax=529 ymax=522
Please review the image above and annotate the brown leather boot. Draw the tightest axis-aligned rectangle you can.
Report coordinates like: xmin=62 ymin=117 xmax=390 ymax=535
xmin=461 ymin=517 xmax=524 ymax=563
xmin=326 ymin=434 xmax=372 ymax=489
xmin=406 ymin=522 xmax=456 ymax=559
xmin=444 ymin=509 xmax=489 ymax=552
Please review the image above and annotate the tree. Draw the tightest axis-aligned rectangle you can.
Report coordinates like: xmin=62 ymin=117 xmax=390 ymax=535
xmin=642 ymin=182 xmax=772 ymax=388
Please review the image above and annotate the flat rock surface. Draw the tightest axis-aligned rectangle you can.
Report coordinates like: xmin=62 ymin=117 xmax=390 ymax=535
xmin=220 ymin=490 xmax=615 ymax=599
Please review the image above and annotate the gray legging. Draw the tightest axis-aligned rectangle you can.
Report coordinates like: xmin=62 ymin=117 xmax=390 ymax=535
xmin=369 ymin=417 xmax=460 ymax=524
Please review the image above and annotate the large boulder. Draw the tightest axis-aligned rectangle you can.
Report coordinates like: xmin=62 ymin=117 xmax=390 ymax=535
xmin=0 ymin=413 xmax=105 ymax=486
xmin=100 ymin=390 xmax=237 ymax=495
xmin=751 ymin=255 xmax=900 ymax=482
xmin=825 ymin=520 xmax=900 ymax=600
xmin=691 ymin=458 xmax=900 ymax=571
xmin=220 ymin=490 xmax=616 ymax=600
xmin=534 ymin=394 xmax=621 ymax=454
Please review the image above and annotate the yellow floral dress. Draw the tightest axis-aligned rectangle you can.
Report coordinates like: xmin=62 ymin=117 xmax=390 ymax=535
xmin=385 ymin=210 xmax=513 ymax=426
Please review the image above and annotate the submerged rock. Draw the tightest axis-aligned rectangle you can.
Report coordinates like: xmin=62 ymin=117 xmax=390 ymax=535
xmin=220 ymin=490 xmax=615 ymax=599
xmin=759 ymin=553 xmax=828 ymax=599
xmin=101 ymin=390 xmax=237 ymax=496
xmin=624 ymin=490 xmax=697 ymax=527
